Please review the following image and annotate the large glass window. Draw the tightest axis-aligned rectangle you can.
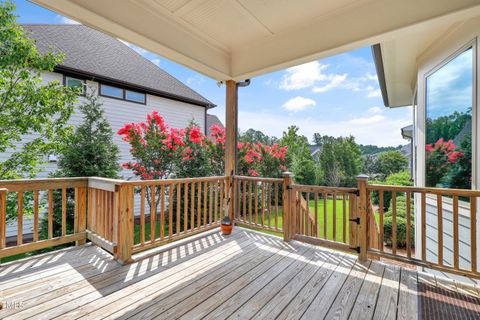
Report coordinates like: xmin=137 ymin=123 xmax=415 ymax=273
xmin=125 ymin=90 xmax=146 ymax=104
xmin=425 ymin=47 xmax=473 ymax=189
xmin=100 ymin=84 xmax=123 ymax=99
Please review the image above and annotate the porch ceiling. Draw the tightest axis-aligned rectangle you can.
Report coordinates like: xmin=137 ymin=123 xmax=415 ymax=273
xmin=32 ymin=0 xmax=480 ymax=82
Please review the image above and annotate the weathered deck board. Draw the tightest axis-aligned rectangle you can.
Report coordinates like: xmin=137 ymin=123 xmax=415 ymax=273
xmin=0 ymin=228 xmax=477 ymax=320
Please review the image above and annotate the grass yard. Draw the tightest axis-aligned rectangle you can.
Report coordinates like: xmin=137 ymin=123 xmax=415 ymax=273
xmin=240 ymin=198 xmax=352 ymax=243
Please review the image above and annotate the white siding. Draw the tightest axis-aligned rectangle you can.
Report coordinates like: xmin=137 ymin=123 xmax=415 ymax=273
xmin=3 ymin=71 xmax=207 ymax=238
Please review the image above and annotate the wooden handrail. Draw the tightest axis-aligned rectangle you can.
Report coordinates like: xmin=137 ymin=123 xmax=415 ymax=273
xmin=368 ymin=183 xmax=480 ymax=197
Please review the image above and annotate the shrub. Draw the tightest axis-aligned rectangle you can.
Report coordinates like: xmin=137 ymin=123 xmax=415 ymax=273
xmin=383 ymin=216 xmax=414 ymax=249
xmin=371 ymin=171 xmax=412 ymax=210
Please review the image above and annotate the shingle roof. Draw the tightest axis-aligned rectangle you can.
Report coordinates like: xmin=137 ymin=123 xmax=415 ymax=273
xmin=23 ymin=24 xmax=215 ymax=108
xmin=206 ymin=114 xmax=224 ymax=135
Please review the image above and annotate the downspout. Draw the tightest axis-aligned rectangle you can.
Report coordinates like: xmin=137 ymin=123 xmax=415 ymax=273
xmin=234 ymin=79 xmax=251 ymax=174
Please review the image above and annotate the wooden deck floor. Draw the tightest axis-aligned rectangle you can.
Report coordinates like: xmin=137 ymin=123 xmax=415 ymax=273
xmin=1 ymin=228 xmax=479 ymax=320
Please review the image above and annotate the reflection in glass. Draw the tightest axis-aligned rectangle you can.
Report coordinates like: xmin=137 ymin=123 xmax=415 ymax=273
xmin=425 ymin=48 xmax=472 ymax=189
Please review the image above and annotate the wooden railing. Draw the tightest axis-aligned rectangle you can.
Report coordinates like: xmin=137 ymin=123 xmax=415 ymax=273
xmin=286 ymin=182 xmax=359 ymax=254
xmin=0 ymin=178 xmax=87 ymax=260
xmin=234 ymin=175 xmax=283 ymax=233
xmin=366 ymin=183 xmax=480 ymax=279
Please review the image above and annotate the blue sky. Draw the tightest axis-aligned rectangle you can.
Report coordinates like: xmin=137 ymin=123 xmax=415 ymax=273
xmin=13 ymin=0 xmax=412 ymax=147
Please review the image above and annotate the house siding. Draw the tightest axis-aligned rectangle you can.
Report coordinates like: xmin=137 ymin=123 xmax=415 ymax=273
xmin=3 ymin=71 xmax=207 ymax=238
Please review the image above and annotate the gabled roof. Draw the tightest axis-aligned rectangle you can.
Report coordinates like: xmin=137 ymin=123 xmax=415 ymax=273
xmin=23 ymin=24 xmax=215 ymax=108
xmin=206 ymin=114 xmax=224 ymax=135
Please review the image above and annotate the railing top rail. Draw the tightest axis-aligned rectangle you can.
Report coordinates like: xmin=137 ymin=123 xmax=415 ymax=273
xmin=0 ymin=177 xmax=88 ymax=192
xmin=367 ymin=184 xmax=480 ymax=197
xmin=122 ymin=175 xmax=227 ymax=186
xmin=290 ymin=183 xmax=357 ymax=194
xmin=234 ymin=175 xmax=283 ymax=183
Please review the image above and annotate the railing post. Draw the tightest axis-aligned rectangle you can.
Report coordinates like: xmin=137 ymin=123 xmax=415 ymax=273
xmin=116 ymin=184 xmax=134 ymax=264
xmin=75 ymin=187 xmax=87 ymax=246
xmin=356 ymin=174 xmax=369 ymax=261
xmin=282 ymin=172 xmax=294 ymax=241
xmin=0 ymin=188 xmax=7 ymax=251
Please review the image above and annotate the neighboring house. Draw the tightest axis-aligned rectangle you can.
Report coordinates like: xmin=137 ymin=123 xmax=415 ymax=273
xmin=374 ymin=18 xmax=480 ymax=281
xmin=400 ymin=125 xmax=413 ymax=175
xmin=4 ymin=24 xmax=216 ymax=240
xmin=309 ymin=145 xmax=321 ymax=161
xmin=206 ymin=114 xmax=224 ymax=136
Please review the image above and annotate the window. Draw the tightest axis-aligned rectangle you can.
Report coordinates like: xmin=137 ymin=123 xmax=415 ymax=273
xmin=125 ymin=90 xmax=146 ymax=103
xmin=425 ymin=47 xmax=473 ymax=189
xmin=65 ymin=76 xmax=85 ymax=95
xmin=100 ymin=84 xmax=123 ymax=99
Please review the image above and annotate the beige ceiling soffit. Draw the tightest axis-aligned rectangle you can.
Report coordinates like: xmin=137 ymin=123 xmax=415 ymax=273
xmin=32 ymin=0 xmax=232 ymax=80
xmin=133 ymin=0 xmax=231 ymax=55
xmin=231 ymin=0 xmax=480 ymax=79
xmin=228 ymin=0 xmax=274 ymax=36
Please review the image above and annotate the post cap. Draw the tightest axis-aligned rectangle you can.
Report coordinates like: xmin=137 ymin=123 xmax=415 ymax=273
xmin=282 ymin=172 xmax=294 ymax=176
xmin=356 ymin=174 xmax=369 ymax=180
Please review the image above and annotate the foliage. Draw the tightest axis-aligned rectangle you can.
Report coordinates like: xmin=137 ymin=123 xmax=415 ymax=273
xmin=239 ymin=128 xmax=277 ymax=145
xmin=55 ymin=90 xmax=120 ymax=178
xmin=0 ymin=1 xmax=77 ymax=180
xmin=383 ymin=216 xmax=414 ymax=249
xmin=425 ymin=138 xmax=464 ymax=187
xmin=426 ymin=111 xmax=470 ymax=144
xmin=279 ymin=126 xmax=315 ymax=184
xmin=314 ymin=134 xmax=362 ymax=187
xmin=439 ymin=134 xmax=471 ymax=189
xmin=371 ymin=171 xmax=412 ymax=210
xmin=358 ymin=144 xmax=401 ymax=155
xmin=375 ymin=150 xmax=408 ymax=180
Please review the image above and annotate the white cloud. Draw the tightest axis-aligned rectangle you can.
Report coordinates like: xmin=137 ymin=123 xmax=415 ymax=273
xmin=56 ymin=15 xmax=80 ymax=24
xmin=186 ymin=75 xmax=206 ymax=86
xmin=368 ymin=106 xmax=383 ymax=114
xmin=367 ymin=88 xmax=382 ymax=98
xmin=282 ymin=97 xmax=316 ymax=112
xmin=280 ymin=61 xmax=330 ymax=90
xmin=312 ymin=74 xmax=347 ymax=93
xmin=237 ymin=109 xmax=411 ymax=146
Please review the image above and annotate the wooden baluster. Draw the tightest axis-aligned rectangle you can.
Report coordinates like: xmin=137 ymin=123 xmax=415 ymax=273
xmin=453 ymin=195 xmax=459 ymax=270
xmin=61 ymin=188 xmax=67 ymax=236
xmin=421 ymin=192 xmax=426 ymax=262
xmin=437 ymin=194 xmax=443 ymax=266
xmin=471 ymin=196 xmax=477 ymax=273
xmin=48 ymin=190 xmax=53 ymax=239
xmin=197 ymin=182 xmax=202 ymax=229
xmin=169 ymin=184 xmax=173 ymax=237
xmin=392 ymin=191 xmax=397 ymax=256
xmin=305 ymin=192 xmax=310 ymax=236
xmin=249 ymin=181 xmax=253 ymax=224
xmin=379 ymin=191 xmax=384 ymax=252
xmin=96 ymin=189 xmax=102 ymax=238
xmin=349 ymin=193 xmax=357 ymax=250
xmin=406 ymin=191 xmax=412 ymax=259
xmin=209 ymin=181 xmax=213 ymax=225
xmin=323 ymin=193 xmax=327 ymax=239
xmin=203 ymin=181 xmax=208 ymax=227
xmin=214 ymin=180 xmax=219 ymax=223
xmin=314 ymin=193 xmax=319 ymax=238
xmin=151 ymin=185 xmax=156 ymax=241
xmin=333 ymin=193 xmax=337 ymax=241
xmin=176 ymin=184 xmax=181 ymax=235
xmin=274 ymin=182 xmax=279 ymax=230
xmin=88 ymin=187 xmax=94 ymax=234
xmin=75 ymin=187 xmax=87 ymax=245
xmin=342 ymin=193 xmax=346 ymax=243
xmin=0 ymin=189 xmax=7 ymax=249
xmin=117 ymin=184 xmax=134 ymax=264
xmin=267 ymin=183 xmax=272 ymax=228
xmin=242 ymin=180 xmax=247 ymax=222
xmin=254 ymin=182 xmax=259 ymax=225
xmin=356 ymin=174 xmax=369 ymax=261
xmin=17 ymin=192 xmax=23 ymax=245
xmin=296 ymin=191 xmax=301 ymax=235
xmin=184 ymin=183 xmax=189 ymax=233
xmin=261 ymin=182 xmax=266 ymax=226
xmin=140 ymin=186 xmax=145 ymax=245
xmin=190 ymin=182 xmax=195 ymax=230
xmin=161 ymin=185 xmax=165 ymax=240
xmin=34 ymin=190 xmax=39 ymax=242
xmin=220 ymin=179 xmax=224 ymax=220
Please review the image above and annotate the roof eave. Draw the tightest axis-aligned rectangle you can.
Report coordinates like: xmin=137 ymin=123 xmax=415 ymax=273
xmin=371 ymin=44 xmax=390 ymax=108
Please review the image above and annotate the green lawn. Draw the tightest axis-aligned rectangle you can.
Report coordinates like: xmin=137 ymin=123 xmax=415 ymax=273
xmin=242 ymin=198 xmax=351 ymax=243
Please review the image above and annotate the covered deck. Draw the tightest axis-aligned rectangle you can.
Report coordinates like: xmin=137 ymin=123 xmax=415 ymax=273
xmin=1 ymin=228 xmax=479 ymax=319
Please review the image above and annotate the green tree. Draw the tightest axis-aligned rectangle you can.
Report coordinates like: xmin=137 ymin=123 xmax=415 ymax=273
xmin=279 ymin=126 xmax=315 ymax=185
xmin=43 ymin=91 xmax=120 ymax=240
xmin=0 ymin=1 xmax=77 ymax=180
xmin=55 ymin=91 xmax=120 ymax=178
xmin=239 ymin=128 xmax=277 ymax=145
xmin=376 ymin=150 xmax=408 ymax=179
